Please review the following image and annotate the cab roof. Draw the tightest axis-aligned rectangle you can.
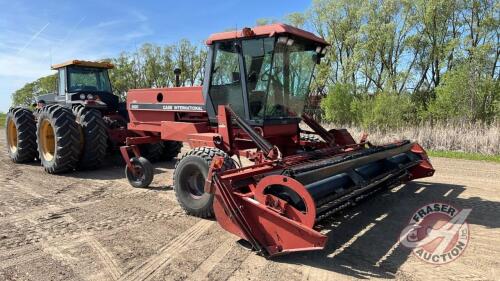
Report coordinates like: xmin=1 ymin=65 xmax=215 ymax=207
xmin=51 ymin=60 xmax=114 ymax=70
xmin=206 ymin=23 xmax=329 ymax=46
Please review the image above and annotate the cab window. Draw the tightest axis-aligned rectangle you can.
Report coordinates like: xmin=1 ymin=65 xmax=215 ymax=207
xmin=209 ymin=41 xmax=245 ymax=117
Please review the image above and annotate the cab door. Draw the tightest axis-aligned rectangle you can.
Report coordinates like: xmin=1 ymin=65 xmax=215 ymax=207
xmin=204 ymin=41 xmax=248 ymax=123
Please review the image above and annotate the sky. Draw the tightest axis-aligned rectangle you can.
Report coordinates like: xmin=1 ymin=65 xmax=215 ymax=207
xmin=0 ymin=0 xmax=311 ymax=112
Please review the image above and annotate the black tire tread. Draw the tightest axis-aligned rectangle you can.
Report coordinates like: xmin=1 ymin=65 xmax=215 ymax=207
xmin=140 ymin=142 xmax=164 ymax=163
xmin=73 ymin=105 xmax=108 ymax=170
xmin=36 ymin=105 xmax=80 ymax=174
xmin=173 ymin=147 xmax=235 ymax=218
xmin=162 ymin=141 xmax=182 ymax=160
xmin=5 ymin=107 xmax=37 ymax=163
xmin=141 ymin=141 xmax=182 ymax=162
xmin=125 ymin=156 xmax=153 ymax=188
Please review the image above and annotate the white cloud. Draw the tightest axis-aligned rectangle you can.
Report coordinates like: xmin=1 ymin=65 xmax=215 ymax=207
xmin=0 ymin=7 xmax=153 ymax=112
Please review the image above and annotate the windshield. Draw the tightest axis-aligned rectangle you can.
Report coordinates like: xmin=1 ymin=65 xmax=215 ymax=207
xmin=243 ymin=37 xmax=317 ymax=120
xmin=67 ymin=66 xmax=112 ymax=92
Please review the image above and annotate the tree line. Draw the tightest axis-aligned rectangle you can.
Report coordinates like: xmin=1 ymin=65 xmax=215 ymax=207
xmin=11 ymin=0 xmax=499 ymax=127
xmin=11 ymin=39 xmax=207 ymax=105
xmin=307 ymin=0 xmax=499 ymax=127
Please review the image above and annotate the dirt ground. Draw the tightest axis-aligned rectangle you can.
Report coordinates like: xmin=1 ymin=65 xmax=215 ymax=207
xmin=0 ymin=130 xmax=498 ymax=281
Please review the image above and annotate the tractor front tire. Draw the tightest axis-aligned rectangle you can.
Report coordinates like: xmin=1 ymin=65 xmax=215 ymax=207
xmin=73 ymin=106 xmax=108 ymax=170
xmin=173 ymin=147 xmax=235 ymax=218
xmin=36 ymin=105 xmax=80 ymax=174
xmin=5 ymin=107 xmax=37 ymax=163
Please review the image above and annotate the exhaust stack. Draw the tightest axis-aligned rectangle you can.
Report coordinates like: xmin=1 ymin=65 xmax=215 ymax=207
xmin=174 ymin=68 xmax=181 ymax=87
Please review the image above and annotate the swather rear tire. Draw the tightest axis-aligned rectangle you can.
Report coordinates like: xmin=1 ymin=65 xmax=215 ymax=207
xmin=36 ymin=105 xmax=80 ymax=174
xmin=73 ymin=105 xmax=108 ymax=170
xmin=173 ymin=147 xmax=235 ymax=218
xmin=125 ymin=156 xmax=153 ymax=188
xmin=5 ymin=107 xmax=37 ymax=163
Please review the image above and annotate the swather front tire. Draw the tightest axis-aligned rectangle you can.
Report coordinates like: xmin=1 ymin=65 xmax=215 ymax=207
xmin=173 ymin=147 xmax=235 ymax=218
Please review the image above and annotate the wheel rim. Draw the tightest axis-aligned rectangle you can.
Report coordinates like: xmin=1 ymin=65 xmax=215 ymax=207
xmin=7 ymin=118 xmax=18 ymax=153
xmin=40 ymin=119 xmax=56 ymax=161
xmin=132 ymin=165 xmax=145 ymax=181
xmin=184 ymin=164 xmax=205 ymax=198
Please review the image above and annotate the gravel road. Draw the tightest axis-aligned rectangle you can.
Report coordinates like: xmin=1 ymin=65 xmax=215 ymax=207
xmin=0 ymin=130 xmax=498 ymax=280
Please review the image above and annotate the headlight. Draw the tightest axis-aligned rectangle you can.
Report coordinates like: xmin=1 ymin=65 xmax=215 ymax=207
xmin=87 ymin=94 xmax=94 ymax=100
xmin=79 ymin=93 xmax=86 ymax=99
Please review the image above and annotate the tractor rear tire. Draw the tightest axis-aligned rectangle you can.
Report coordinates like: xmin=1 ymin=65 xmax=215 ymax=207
xmin=173 ymin=147 xmax=235 ymax=218
xmin=36 ymin=105 xmax=80 ymax=174
xmin=140 ymin=141 xmax=182 ymax=162
xmin=73 ymin=106 xmax=108 ymax=170
xmin=5 ymin=107 xmax=37 ymax=163
xmin=125 ymin=156 xmax=153 ymax=188
xmin=140 ymin=142 xmax=164 ymax=163
xmin=162 ymin=141 xmax=182 ymax=160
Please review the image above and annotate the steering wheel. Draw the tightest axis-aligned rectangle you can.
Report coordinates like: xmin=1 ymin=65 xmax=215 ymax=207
xmin=72 ymin=83 xmax=84 ymax=91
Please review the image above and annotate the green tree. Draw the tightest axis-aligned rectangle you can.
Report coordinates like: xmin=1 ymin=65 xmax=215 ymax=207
xmin=12 ymin=74 xmax=57 ymax=107
xmin=320 ymin=83 xmax=355 ymax=124
xmin=428 ymin=62 xmax=500 ymax=123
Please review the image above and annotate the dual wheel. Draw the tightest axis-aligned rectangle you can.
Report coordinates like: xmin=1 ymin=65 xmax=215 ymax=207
xmin=125 ymin=146 xmax=235 ymax=218
xmin=5 ymin=105 xmax=108 ymax=173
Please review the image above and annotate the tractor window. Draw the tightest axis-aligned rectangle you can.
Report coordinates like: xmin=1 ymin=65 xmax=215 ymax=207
xmin=67 ymin=66 xmax=112 ymax=93
xmin=58 ymin=69 xmax=66 ymax=96
xmin=265 ymin=39 xmax=317 ymax=119
xmin=209 ymin=41 xmax=245 ymax=117
xmin=242 ymin=38 xmax=275 ymax=120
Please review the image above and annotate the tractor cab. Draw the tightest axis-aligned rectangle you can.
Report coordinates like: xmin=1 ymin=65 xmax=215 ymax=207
xmin=203 ymin=24 xmax=329 ymax=125
xmin=46 ymin=60 xmax=119 ymax=112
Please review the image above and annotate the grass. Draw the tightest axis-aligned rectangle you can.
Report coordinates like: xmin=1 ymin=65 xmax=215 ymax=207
xmin=428 ymin=150 xmax=500 ymax=163
xmin=0 ymin=113 xmax=5 ymax=128
xmin=322 ymin=122 xmax=500 ymax=155
xmin=316 ymin=122 xmax=500 ymax=163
